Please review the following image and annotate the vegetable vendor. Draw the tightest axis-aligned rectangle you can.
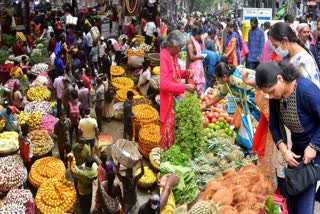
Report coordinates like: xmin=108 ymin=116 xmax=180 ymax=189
xmin=202 ymin=62 xmax=260 ymax=122
xmin=0 ymin=102 xmax=21 ymax=133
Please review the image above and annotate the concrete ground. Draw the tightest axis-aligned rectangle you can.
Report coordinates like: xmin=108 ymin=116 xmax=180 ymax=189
xmin=52 ymin=116 xmax=153 ymax=214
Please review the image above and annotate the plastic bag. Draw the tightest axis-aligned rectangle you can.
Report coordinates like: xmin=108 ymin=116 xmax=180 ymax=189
xmin=253 ymin=114 xmax=268 ymax=156
xmin=233 ymin=105 xmax=242 ymax=129
xmin=236 ymin=114 xmax=253 ymax=149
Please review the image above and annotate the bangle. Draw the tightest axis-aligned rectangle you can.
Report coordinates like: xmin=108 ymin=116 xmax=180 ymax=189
xmin=308 ymin=143 xmax=320 ymax=151
xmin=282 ymin=149 xmax=289 ymax=157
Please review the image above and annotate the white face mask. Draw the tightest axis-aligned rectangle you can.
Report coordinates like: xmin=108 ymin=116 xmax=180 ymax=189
xmin=274 ymin=46 xmax=289 ymax=57
xmin=151 ymin=204 xmax=158 ymax=210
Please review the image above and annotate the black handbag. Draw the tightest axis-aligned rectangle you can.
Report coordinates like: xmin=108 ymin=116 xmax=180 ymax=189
xmin=285 ymin=162 xmax=320 ymax=196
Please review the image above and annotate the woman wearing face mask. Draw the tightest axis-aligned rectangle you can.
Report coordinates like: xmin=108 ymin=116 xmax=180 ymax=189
xmin=269 ymin=22 xmax=320 ymax=88
xmin=187 ymin=26 xmax=206 ymax=95
xmin=225 ymin=22 xmax=241 ymax=66
xmin=255 ymin=61 xmax=320 ymax=214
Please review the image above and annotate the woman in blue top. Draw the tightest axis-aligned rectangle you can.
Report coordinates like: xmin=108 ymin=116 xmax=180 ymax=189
xmin=255 ymin=61 xmax=320 ymax=214
xmin=0 ymin=105 xmax=20 ymax=133
xmin=203 ymin=62 xmax=260 ymax=121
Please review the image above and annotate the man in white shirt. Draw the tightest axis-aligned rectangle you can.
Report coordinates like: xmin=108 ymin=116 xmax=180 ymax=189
xmin=53 ymin=75 xmax=66 ymax=117
xmin=86 ymin=30 xmax=93 ymax=59
xmin=144 ymin=17 xmax=156 ymax=45
xmin=263 ymin=22 xmax=271 ymax=42
xmin=98 ymin=36 xmax=107 ymax=72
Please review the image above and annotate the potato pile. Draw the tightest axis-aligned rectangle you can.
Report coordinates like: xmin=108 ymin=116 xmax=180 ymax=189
xmin=29 ymin=157 xmax=66 ymax=188
xmin=35 ymin=178 xmax=76 ymax=214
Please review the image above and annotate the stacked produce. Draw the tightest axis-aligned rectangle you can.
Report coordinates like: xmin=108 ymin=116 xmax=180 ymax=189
xmin=24 ymin=101 xmax=52 ymax=114
xmin=110 ymin=65 xmax=125 ymax=76
xmin=0 ymin=162 xmax=26 ymax=192
xmin=115 ymin=88 xmax=140 ymax=102
xmin=174 ymin=92 xmax=206 ymax=158
xmin=30 ymin=63 xmax=48 ymax=75
xmin=150 ymin=75 xmax=160 ymax=90
xmin=135 ymin=166 xmax=157 ymax=189
xmin=128 ymin=48 xmax=144 ymax=57
xmin=40 ymin=114 xmax=56 ymax=132
xmin=17 ymin=111 xmax=42 ymax=130
xmin=0 ymin=203 xmax=26 ymax=213
xmin=133 ymin=35 xmax=145 ymax=44
xmin=28 ymin=130 xmax=54 ymax=157
xmin=203 ymin=106 xmax=232 ymax=125
xmin=2 ymin=189 xmax=35 ymax=214
xmin=139 ymin=43 xmax=152 ymax=52
xmin=188 ymin=200 xmax=221 ymax=214
xmin=27 ymin=85 xmax=51 ymax=101
xmin=196 ymin=164 xmax=273 ymax=213
xmin=35 ymin=178 xmax=77 ymax=214
xmin=132 ymin=104 xmax=159 ymax=124
xmin=138 ymin=124 xmax=160 ymax=157
xmin=160 ymin=162 xmax=199 ymax=205
xmin=149 ymin=147 xmax=160 ymax=170
xmin=0 ymin=154 xmax=24 ymax=166
xmin=30 ymin=73 xmax=51 ymax=87
xmin=0 ymin=132 xmax=19 ymax=155
xmin=152 ymin=66 xmax=160 ymax=75
xmin=28 ymin=157 xmax=66 ymax=188
xmin=112 ymin=77 xmax=134 ymax=90
xmin=205 ymin=118 xmax=237 ymax=141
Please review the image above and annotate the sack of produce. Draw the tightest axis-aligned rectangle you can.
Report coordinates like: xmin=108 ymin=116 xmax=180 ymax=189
xmin=149 ymin=147 xmax=160 ymax=170
xmin=28 ymin=130 xmax=54 ymax=157
xmin=128 ymin=56 xmax=144 ymax=68
xmin=30 ymin=63 xmax=48 ymax=76
xmin=113 ymin=102 xmax=124 ymax=120
xmin=112 ymin=77 xmax=134 ymax=90
xmin=0 ymin=162 xmax=26 ymax=193
xmin=111 ymin=139 xmax=141 ymax=168
xmin=2 ymin=189 xmax=35 ymax=214
xmin=138 ymin=123 xmax=160 ymax=158
xmin=30 ymin=72 xmax=51 ymax=87
xmin=40 ymin=114 xmax=56 ymax=132
xmin=0 ymin=132 xmax=19 ymax=156
xmin=28 ymin=157 xmax=66 ymax=188
xmin=27 ymin=85 xmax=51 ymax=101
xmin=135 ymin=166 xmax=157 ymax=189
xmin=24 ymin=101 xmax=52 ymax=114
xmin=35 ymin=178 xmax=77 ymax=214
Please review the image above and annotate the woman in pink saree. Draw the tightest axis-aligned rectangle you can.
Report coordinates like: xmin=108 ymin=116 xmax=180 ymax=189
xmin=160 ymin=30 xmax=196 ymax=150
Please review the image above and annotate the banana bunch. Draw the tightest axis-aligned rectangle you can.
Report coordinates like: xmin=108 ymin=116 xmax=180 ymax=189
xmin=116 ymin=88 xmax=140 ymax=102
xmin=17 ymin=112 xmax=42 ymax=130
xmin=149 ymin=147 xmax=161 ymax=170
xmin=29 ymin=157 xmax=65 ymax=188
xmin=135 ymin=166 xmax=157 ymax=184
xmin=132 ymin=104 xmax=159 ymax=123
xmin=27 ymin=85 xmax=51 ymax=101
xmin=0 ymin=132 xmax=19 ymax=155
xmin=28 ymin=130 xmax=54 ymax=157
xmin=152 ymin=66 xmax=160 ymax=75
xmin=36 ymin=178 xmax=77 ymax=214
xmin=110 ymin=65 xmax=125 ymax=76
xmin=112 ymin=77 xmax=134 ymax=90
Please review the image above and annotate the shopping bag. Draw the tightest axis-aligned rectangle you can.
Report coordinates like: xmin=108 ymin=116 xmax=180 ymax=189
xmin=236 ymin=113 xmax=253 ymax=149
xmin=233 ymin=105 xmax=242 ymax=129
xmin=253 ymin=114 xmax=268 ymax=156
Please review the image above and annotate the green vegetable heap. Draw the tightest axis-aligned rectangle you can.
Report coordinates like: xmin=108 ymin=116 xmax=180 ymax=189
xmin=174 ymin=92 xmax=206 ymax=158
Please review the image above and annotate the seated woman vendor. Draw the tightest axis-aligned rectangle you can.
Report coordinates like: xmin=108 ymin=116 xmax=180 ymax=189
xmin=202 ymin=62 xmax=260 ymax=121
xmin=10 ymin=61 xmax=24 ymax=77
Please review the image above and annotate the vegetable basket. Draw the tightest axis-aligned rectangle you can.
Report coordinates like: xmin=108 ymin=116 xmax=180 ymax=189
xmin=138 ymin=123 xmax=160 ymax=158
xmin=111 ymin=139 xmax=141 ymax=168
xmin=135 ymin=166 xmax=157 ymax=190
xmin=146 ymin=53 xmax=160 ymax=66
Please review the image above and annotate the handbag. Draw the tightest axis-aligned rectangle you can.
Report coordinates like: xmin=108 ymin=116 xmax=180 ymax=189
xmin=285 ymin=162 xmax=320 ymax=196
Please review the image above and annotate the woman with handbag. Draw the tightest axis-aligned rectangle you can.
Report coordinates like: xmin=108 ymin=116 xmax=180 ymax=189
xmin=255 ymin=61 xmax=320 ymax=214
xmin=160 ymin=30 xmax=196 ymax=150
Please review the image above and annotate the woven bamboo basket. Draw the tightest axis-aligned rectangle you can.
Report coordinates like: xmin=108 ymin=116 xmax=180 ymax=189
xmin=138 ymin=124 xmax=160 ymax=158
xmin=135 ymin=166 xmax=157 ymax=190
xmin=111 ymin=139 xmax=141 ymax=168
xmin=147 ymin=53 xmax=160 ymax=66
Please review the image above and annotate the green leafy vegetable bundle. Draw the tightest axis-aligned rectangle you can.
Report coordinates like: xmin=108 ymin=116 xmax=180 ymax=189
xmin=174 ymin=92 xmax=206 ymax=158
xmin=160 ymin=162 xmax=199 ymax=205
xmin=161 ymin=145 xmax=190 ymax=167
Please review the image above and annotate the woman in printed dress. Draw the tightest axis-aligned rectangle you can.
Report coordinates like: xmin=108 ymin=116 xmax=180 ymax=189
xmin=187 ymin=26 xmax=205 ymax=96
xmin=160 ymin=30 xmax=196 ymax=150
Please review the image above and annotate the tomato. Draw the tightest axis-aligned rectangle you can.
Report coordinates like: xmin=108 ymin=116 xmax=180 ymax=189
xmin=226 ymin=116 xmax=232 ymax=123
xmin=211 ymin=117 xmax=217 ymax=123
xmin=213 ymin=112 xmax=220 ymax=118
